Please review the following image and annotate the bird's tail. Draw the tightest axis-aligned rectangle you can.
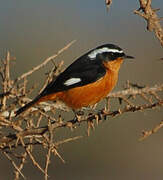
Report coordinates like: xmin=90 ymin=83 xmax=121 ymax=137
xmin=15 ymin=95 xmax=41 ymax=117
xmin=15 ymin=93 xmax=59 ymax=117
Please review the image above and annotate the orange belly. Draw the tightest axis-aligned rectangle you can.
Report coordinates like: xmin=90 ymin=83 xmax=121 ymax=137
xmin=57 ymin=69 xmax=118 ymax=109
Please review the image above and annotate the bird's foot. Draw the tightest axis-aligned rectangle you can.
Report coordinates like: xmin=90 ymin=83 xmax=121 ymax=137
xmin=73 ymin=110 xmax=84 ymax=123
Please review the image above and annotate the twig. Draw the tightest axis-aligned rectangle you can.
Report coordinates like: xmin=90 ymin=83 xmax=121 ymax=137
xmin=51 ymin=147 xmax=65 ymax=164
xmin=14 ymin=152 xmax=27 ymax=180
xmin=16 ymin=40 xmax=76 ymax=82
xmin=55 ymin=136 xmax=83 ymax=146
xmin=134 ymin=0 xmax=163 ymax=47
xmin=2 ymin=51 xmax=10 ymax=110
xmin=140 ymin=119 xmax=163 ymax=141
xmin=44 ymin=119 xmax=53 ymax=180
xmin=39 ymin=60 xmax=64 ymax=94
xmin=20 ymin=138 xmax=45 ymax=175
xmin=2 ymin=151 xmax=26 ymax=180
xmin=108 ymin=84 xmax=163 ymax=98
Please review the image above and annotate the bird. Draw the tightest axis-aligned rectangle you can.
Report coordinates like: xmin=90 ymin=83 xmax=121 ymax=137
xmin=15 ymin=44 xmax=134 ymax=117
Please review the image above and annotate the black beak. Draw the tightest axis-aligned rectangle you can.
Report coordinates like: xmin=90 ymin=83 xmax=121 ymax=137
xmin=124 ymin=55 xmax=135 ymax=59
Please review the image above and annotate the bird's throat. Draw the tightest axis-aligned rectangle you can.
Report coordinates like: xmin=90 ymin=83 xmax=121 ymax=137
xmin=103 ymin=58 xmax=124 ymax=72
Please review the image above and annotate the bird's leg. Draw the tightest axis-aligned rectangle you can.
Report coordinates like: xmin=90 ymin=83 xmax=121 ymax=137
xmin=105 ymin=97 xmax=111 ymax=113
xmin=72 ymin=109 xmax=84 ymax=122
xmin=85 ymin=104 xmax=99 ymax=115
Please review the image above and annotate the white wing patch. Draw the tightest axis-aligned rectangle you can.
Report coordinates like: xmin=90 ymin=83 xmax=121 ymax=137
xmin=88 ymin=47 xmax=123 ymax=59
xmin=64 ymin=78 xmax=81 ymax=86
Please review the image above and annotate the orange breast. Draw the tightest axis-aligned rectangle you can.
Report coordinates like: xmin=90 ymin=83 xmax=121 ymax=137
xmin=57 ymin=69 xmax=118 ymax=109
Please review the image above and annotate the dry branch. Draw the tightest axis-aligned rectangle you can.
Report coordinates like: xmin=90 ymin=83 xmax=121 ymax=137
xmin=14 ymin=152 xmax=27 ymax=180
xmin=108 ymin=84 xmax=163 ymax=98
xmin=134 ymin=0 xmax=163 ymax=47
xmin=140 ymin=119 xmax=163 ymax=141
xmin=1 ymin=52 xmax=11 ymax=110
xmin=16 ymin=40 xmax=76 ymax=82
xmin=2 ymin=151 xmax=26 ymax=180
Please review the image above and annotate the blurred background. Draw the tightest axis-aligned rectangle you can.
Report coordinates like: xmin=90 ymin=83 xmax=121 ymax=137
xmin=0 ymin=0 xmax=163 ymax=179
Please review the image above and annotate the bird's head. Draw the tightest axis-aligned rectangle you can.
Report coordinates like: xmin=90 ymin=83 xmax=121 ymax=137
xmin=88 ymin=44 xmax=134 ymax=71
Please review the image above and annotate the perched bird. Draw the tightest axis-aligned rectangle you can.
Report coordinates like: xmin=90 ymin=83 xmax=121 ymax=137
xmin=15 ymin=44 xmax=134 ymax=116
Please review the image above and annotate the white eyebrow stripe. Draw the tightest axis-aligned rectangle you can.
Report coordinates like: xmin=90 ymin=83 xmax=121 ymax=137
xmin=88 ymin=47 xmax=124 ymax=59
xmin=64 ymin=78 xmax=81 ymax=86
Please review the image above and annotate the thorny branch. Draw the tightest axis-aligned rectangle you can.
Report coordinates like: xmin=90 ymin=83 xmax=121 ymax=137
xmin=134 ymin=0 xmax=163 ymax=47
xmin=105 ymin=0 xmax=163 ymax=46
xmin=16 ymin=40 xmax=76 ymax=82
xmin=2 ymin=151 xmax=26 ymax=180
xmin=140 ymin=119 xmax=163 ymax=141
xmin=1 ymin=52 xmax=11 ymax=110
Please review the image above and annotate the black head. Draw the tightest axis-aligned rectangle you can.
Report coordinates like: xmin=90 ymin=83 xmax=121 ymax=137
xmin=87 ymin=44 xmax=134 ymax=61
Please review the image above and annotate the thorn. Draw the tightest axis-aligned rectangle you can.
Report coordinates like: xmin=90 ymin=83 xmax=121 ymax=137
xmin=105 ymin=0 xmax=112 ymax=12
xmin=153 ymin=8 xmax=160 ymax=12
xmin=159 ymin=17 xmax=163 ymax=21
xmin=58 ymin=115 xmax=63 ymax=123
xmin=66 ymin=122 xmax=74 ymax=131
xmin=118 ymin=109 xmax=122 ymax=114
xmin=87 ymin=118 xmax=95 ymax=136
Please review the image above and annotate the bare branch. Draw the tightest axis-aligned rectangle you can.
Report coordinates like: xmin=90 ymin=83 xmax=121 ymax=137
xmin=14 ymin=152 xmax=27 ymax=180
xmin=2 ymin=151 xmax=26 ymax=180
xmin=15 ymin=40 xmax=76 ymax=82
xmin=134 ymin=0 xmax=163 ymax=47
xmin=1 ymin=51 xmax=11 ymax=110
xmin=108 ymin=84 xmax=163 ymax=98
xmin=140 ymin=119 xmax=163 ymax=141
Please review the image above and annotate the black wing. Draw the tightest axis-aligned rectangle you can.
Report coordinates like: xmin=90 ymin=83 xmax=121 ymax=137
xmin=40 ymin=54 xmax=106 ymax=96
